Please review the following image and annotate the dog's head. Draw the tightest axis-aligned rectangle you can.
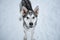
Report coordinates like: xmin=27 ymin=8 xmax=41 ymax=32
xmin=21 ymin=6 xmax=39 ymax=28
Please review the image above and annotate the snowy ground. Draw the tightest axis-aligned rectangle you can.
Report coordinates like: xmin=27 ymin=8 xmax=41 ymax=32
xmin=0 ymin=0 xmax=60 ymax=40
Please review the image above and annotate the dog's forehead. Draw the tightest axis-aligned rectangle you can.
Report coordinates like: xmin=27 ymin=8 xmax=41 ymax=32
xmin=27 ymin=10 xmax=35 ymax=17
xmin=27 ymin=14 xmax=34 ymax=17
xmin=29 ymin=10 xmax=33 ymax=15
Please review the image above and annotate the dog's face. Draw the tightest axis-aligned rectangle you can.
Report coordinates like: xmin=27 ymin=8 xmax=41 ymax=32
xmin=23 ymin=11 xmax=37 ymax=28
xmin=21 ymin=6 xmax=39 ymax=28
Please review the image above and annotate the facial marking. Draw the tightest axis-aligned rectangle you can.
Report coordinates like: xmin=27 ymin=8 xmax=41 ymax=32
xmin=24 ymin=11 xmax=37 ymax=28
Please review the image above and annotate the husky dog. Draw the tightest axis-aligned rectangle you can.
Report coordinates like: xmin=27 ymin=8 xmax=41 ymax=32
xmin=20 ymin=0 xmax=39 ymax=40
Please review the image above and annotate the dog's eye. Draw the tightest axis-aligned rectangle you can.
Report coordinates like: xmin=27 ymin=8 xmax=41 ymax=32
xmin=27 ymin=17 xmax=29 ymax=19
xmin=32 ymin=17 xmax=35 ymax=19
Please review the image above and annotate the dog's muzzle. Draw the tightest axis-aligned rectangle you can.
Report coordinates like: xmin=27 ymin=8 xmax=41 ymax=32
xmin=29 ymin=22 xmax=33 ymax=28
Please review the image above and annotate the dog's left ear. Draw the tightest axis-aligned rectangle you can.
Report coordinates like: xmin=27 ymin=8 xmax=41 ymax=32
xmin=34 ymin=6 xmax=39 ymax=16
xmin=21 ymin=6 xmax=28 ymax=16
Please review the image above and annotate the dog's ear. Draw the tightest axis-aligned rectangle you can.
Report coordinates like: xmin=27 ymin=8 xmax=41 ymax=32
xmin=34 ymin=6 xmax=39 ymax=16
xmin=21 ymin=6 xmax=28 ymax=15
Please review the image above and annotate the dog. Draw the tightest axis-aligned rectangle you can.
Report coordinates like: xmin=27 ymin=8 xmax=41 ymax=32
xmin=19 ymin=0 xmax=39 ymax=40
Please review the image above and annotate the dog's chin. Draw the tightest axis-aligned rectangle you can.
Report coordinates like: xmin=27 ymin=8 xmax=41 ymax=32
xmin=29 ymin=25 xmax=33 ymax=28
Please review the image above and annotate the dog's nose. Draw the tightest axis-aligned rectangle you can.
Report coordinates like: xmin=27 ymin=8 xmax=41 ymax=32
xmin=29 ymin=22 xmax=33 ymax=26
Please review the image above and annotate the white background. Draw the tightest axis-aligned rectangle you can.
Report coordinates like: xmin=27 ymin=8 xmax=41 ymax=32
xmin=0 ymin=0 xmax=60 ymax=40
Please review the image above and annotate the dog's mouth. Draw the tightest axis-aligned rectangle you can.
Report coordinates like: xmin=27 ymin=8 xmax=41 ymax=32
xmin=29 ymin=25 xmax=33 ymax=28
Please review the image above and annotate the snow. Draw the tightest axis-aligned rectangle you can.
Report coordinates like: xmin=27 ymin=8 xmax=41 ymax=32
xmin=0 ymin=0 xmax=60 ymax=40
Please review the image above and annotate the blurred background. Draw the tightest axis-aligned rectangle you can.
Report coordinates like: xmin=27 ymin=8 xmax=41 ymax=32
xmin=0 ymin=0 xmax=60 ymax=40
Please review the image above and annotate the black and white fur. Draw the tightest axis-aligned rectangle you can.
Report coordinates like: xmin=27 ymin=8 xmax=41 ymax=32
xmin=20 ymin=0 xmax=39 ymax=40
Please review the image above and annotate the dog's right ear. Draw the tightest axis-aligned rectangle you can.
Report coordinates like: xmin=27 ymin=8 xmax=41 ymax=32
xmin=34 ymin=6 xmax=39 ymax=16
xmin=21 ymin=6 xmax=28 ymax=16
